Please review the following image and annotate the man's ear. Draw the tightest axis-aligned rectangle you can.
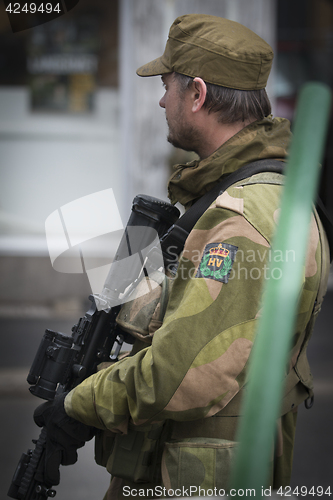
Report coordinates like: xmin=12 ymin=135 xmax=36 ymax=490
xmin=192 ymin=77 xmax=207 ymax=113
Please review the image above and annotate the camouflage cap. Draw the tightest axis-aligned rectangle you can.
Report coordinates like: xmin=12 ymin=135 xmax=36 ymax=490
xmin=136 ymin=14 xmax=273 ymax=90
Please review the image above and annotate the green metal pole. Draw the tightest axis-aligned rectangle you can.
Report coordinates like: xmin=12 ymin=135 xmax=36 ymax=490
xmin=229 ymin=82 xmax=331 ymax=497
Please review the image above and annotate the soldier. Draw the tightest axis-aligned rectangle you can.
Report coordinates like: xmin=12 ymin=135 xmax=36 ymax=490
xmin=34 ymin=14 xmax=330 ymax=499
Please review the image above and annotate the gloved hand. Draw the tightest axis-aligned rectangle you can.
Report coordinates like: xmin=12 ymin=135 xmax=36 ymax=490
xmin=33 ymin=392 xmax=95 ymax=485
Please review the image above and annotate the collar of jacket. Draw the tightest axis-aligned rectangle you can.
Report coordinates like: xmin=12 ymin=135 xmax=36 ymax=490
xmin=167 ymin=115 xmax=291 ymax=208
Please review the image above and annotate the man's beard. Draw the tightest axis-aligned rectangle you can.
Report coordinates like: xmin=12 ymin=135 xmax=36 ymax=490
xmin=166 ymin=116 xmax=201 ymax=156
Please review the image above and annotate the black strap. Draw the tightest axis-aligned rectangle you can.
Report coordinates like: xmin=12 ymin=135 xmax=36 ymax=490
xmin=161 ymin=158 xmax=333 ymax=268
xmin=161 ymin=159 xmax=284 ymax=269
xmin=315 ymin=197 xmax=333 ymax=262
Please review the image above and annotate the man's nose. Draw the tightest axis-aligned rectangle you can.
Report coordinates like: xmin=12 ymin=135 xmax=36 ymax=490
xmin=159 ymin=95 xmax=166 ymax=108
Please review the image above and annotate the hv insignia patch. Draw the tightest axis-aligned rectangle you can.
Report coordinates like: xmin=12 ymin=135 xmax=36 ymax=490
xmin=196 ymin=243 xmax=238 ymax=283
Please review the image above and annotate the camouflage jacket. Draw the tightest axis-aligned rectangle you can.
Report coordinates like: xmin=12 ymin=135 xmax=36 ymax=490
xmin=65 ymin=116 xmax=329 ymax=472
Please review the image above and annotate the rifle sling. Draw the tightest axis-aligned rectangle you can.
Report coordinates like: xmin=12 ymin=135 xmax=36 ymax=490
xmin=161 ymin=159 xmax=333 ymax=264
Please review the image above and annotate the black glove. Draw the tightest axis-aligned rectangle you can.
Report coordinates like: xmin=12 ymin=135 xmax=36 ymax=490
xmin=33 ymin=392 xmax=95 ymax=485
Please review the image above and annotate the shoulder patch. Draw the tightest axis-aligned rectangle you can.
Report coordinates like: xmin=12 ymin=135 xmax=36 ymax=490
xmin=196 ymin=243 xmax=238 ymax=283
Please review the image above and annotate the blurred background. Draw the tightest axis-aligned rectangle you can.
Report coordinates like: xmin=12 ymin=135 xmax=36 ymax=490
xmin=0 ymin=0 xmax=332 ymax=498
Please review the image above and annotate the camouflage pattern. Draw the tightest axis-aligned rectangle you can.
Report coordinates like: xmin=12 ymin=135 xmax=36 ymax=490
xmin=270 ymin=409 xmax=299 ymax=489
xmin=167 ymin=115 xmax=290 ymax=208
xmin=116 ymin=270 xmax=171 ymax=342
xmin=65 ymin=116 xmax=330 ymax=496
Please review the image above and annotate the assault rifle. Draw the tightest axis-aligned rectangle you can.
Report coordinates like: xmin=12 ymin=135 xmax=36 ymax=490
xmin=11 ymin=160 xmax=311 ymax=500
xmin=8 ymin=194 xmax=180 ymax=500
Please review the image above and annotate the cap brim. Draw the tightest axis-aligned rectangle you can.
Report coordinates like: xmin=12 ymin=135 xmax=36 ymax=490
xmin=136 ymin=56 xmax=172 ymax=77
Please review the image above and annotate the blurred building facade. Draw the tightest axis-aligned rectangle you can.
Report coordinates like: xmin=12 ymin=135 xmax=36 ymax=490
xmin=0 ymin=0 xmax=332 ymax=312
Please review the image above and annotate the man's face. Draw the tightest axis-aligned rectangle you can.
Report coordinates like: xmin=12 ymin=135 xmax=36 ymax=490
xmin=159 ymin=73 xmax=201 ymax=154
